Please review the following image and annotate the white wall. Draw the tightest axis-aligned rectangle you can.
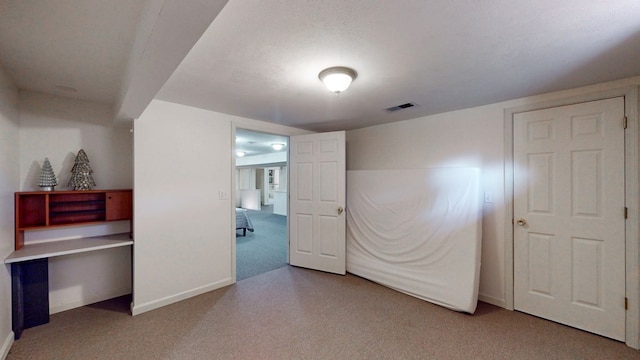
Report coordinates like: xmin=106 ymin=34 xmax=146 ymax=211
xmin=347 ymin=76 xmax=640 ymax=308
xmin=18 ymin=91 xmax=134 ymax=314
xmin=19 ymin=92 xmax=132 ymax=191
xmin=236 ymin=151 xmax=287 ymax=166
xmin=133 ymin=99 xmax=310 ymax=315
xmin=0 ymin=63 xmax=19 ymax=359
xmin=133 ymin=100 xmax=234 ymax=314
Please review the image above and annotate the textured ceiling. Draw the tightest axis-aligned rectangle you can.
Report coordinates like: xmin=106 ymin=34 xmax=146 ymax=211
xmin=1 ymin=1 xmax=639 ymax=132
xmin=157 ymin=0 xmax=640 ymax=131
xmin=0 ymin=0 xmax=147 ymax=104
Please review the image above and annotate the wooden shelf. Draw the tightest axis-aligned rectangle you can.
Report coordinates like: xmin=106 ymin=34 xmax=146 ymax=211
xmin=14 ymin=189 xmax=132 ymax=250
xmin=4 ymin=233 xmax=133 ymax=264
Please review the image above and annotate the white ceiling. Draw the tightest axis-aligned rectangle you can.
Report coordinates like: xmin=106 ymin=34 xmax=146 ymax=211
xmin=236 ymin=128 xmax=288 ymax=157
xmin=1 ymin=1 xmax=639 ymax=132
xmin=0 ymin=0 xmax=146 ymax=104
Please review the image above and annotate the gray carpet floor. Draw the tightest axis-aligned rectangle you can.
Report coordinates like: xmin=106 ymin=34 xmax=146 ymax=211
xmin=236 ymin=205 xmax=287 ymax=281
xmin=7 ymin=266 xmax=638 ymax=359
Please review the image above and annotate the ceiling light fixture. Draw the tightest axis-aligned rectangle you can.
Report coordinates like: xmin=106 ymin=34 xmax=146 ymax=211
xmin=236 ymin=151 xmax=246 ymax=157
xmin=318 ymin=66 xmax=357 ymax=93
xmin=271 ymin=143 xmax=285 ymax=151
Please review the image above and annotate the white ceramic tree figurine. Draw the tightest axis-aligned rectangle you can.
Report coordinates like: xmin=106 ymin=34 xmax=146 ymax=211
xmin=68 ymin=149 xmax=96 ymax=190
xmin=38 ymin=157 xmax=58 ymax=191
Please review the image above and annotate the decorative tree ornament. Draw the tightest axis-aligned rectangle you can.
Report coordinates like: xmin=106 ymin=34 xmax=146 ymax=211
xmin=68 ymin=149 xmax=96 ymax=190
xmin=38 ymin=157 xmax=58 ymax=191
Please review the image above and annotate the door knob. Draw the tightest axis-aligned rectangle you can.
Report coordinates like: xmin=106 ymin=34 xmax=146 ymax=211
xmin=516 ymin=218 xmax=527 ymax=226
xmin=338 ymin=207 xmax=344 ymax=215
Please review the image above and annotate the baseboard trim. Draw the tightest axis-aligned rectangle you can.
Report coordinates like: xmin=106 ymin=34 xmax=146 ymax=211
xmin=478 ymin=293 xmax=506 ymax=309
xmin=50 ymin=287 xmax=132 ymax=314
xmin=131 ymin=278 xmax=233 ymax=316
xmin=0 ymin=331 xmax=14 ymax=360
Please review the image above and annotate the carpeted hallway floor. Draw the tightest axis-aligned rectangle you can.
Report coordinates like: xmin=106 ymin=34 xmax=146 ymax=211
xmin=236 ymin=205 xmax=287 ymax=281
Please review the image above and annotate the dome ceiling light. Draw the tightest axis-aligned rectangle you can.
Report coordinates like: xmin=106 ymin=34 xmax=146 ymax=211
xmin=318 ymin=66 xmax=357 ymax=93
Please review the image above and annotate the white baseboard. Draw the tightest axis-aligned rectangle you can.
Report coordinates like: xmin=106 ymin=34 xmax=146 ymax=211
xmin=50 ymin=287 xmax=132 ymax=314
xmin=478 ymin=293 xmax=506 ymax=309
xmin=0 ymin=331 xmax=13 ymax=360
xmin=131 ymin=278 xmax=233 ymax=316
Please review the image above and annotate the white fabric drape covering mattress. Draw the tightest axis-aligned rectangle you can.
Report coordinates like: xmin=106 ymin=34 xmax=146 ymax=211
xmin=346 ymin=168 xmax=482 ymax=313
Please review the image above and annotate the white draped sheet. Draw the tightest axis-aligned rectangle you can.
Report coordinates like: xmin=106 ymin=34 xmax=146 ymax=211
xmin=346 ymin=168 xmax=482 ymax=313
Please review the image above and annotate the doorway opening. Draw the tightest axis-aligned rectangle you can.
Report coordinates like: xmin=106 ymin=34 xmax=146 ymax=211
xmin=235 ymin=129 xmax=289 ymax=281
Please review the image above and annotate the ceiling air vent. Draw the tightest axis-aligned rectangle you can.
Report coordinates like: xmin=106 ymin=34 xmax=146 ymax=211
xmin=386 ymin=102 xmax=416 ymax=112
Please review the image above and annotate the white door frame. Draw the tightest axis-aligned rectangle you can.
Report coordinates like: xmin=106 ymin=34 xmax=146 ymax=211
xmin=231 ymin=125 xmax=292 ymax=283
xmin=503 ymin=86 xmax=639 ymax=348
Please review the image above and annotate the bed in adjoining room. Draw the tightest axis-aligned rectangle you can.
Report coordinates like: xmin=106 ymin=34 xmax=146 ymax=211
xmin=236 ymin=208 xmax=255 ymax=236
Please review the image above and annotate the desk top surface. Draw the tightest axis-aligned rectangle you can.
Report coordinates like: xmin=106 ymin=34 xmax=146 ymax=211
xmin=4 ymin=233 xmax=133 ymax=263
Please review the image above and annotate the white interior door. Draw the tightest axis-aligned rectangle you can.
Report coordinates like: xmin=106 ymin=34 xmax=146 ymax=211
xmin=289 ymin=131 xmax=346 ymax=275
xmin=513 ymin=97 xmax=626 ymax=341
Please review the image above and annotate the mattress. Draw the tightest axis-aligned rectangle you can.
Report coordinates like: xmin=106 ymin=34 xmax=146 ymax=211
xmin=346 ymin=168 xmax=481 ymax=313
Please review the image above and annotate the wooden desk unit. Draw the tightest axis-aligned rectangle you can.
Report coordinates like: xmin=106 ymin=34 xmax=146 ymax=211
xmin=5 ymin=190 xmax=133 ymax=339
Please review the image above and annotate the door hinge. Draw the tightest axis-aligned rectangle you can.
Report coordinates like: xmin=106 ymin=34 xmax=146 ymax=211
xmin=623 ymin=116 xmax=628 ymax=129
xmin=624 ymin=207 xmax=628 ymax=219
xmin=625 ymin=297 xmax=628 ymax=310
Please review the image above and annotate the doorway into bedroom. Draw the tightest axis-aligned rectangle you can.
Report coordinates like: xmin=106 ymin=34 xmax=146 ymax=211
xmin=235 ymin=129 xmax=289 ymax=281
